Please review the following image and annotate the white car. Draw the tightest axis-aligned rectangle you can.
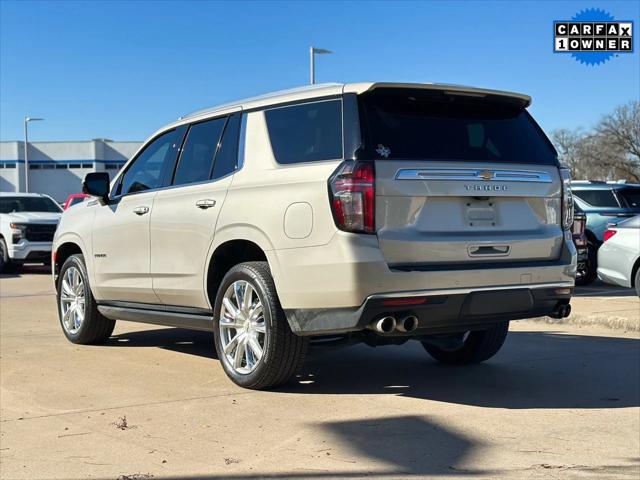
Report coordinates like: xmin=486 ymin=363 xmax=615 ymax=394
xmin=0 ymin=192 xmax=62 ymax=272
xmin=597 ymin=215 xmax=640 ymax=296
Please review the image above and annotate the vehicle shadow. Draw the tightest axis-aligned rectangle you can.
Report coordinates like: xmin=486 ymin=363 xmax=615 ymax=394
xmin=288 ymin=330 xmax=640 ymax=409
xmin=108 ymin=328 xmax=639 ymax=410
xmin=107 ymin=328 xmax=218 ymax=360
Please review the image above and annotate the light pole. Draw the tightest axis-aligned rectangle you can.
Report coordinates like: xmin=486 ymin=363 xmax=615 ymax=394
xmin=309 ymin=47 xmax=333 ymax=84
xmin=23 ymin=117 xmax=44 ymax=193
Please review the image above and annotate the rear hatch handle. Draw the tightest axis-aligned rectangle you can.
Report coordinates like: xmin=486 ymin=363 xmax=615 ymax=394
xmin=468 ymin=245 xmax=510 ymax=257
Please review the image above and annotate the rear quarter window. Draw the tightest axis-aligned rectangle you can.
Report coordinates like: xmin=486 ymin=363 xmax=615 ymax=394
xmin=264 ymin=99 xmax=343 ymax=164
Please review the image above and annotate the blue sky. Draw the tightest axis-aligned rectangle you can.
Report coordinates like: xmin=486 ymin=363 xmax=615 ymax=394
xmin=1 ymin=0 xmax=638 ymax=142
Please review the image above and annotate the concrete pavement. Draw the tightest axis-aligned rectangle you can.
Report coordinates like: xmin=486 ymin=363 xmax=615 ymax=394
xmin=1 ymin=267 xmax=639 ymax=480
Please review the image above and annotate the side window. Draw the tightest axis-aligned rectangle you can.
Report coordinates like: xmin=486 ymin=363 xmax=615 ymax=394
xmin=212 ymin=113 xmax=241 ymax=179
xmin=173 ymin=117 xmax=226 ymax=186
xmin=573 ymin=189 xmax=620 ymax=208
xmin=118 ymin=130 xmax=178 ymax=196
xmin=264 ymin=99 xmax=343 ymax=164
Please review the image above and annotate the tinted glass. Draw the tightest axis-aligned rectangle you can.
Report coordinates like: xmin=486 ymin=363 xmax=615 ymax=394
xmin=0 ymin=196 xmax=61 ymax=213
xmin=265 ymin=100 xmax=343 ymax=164
xmin=573 ymin=189 xmax=620 ymax=208
xmin=69 ymin=197 xmax=86 ymax=207
xmin=119 ymin=130 xmax=178 ymax=195
xmin=619 ymin=188 xmax=640 ymax=209
xmin=358 ymin=88 xmax=557 ymax=164
xmin=173 ymin=118 xmax=226 ymax=186
xmin=212 ymin=113 xmax=241 ymax=179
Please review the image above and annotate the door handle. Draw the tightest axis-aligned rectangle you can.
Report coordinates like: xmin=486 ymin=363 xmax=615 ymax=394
xmin=196 ymin=199 xmax=216 ymax=209
xmin=133 ymin=206 xmax=149 ymax=215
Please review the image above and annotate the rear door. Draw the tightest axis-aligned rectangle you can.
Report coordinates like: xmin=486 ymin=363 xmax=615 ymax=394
xmin=150 ymin=112 xmax=241 ymax=308
xmin=358 ymin=87 xmax=564 ymax=267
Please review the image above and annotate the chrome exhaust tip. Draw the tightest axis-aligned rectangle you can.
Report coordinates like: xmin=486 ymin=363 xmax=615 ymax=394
xmin=396 ymin=315 xmax=419 ymax=333
xmin=368 ymin=316 xmax=397 ymax=334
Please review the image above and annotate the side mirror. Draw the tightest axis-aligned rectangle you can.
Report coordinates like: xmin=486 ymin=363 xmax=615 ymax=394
xmin=82 ymin=172 xmax=110 ymax=204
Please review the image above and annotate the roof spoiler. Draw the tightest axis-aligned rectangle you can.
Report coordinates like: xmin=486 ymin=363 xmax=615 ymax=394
xmin=349 ymin=82 xmax=532 ymax=108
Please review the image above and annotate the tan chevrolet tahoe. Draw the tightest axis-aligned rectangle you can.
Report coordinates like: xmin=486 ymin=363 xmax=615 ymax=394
xmin=52 ymin=82 xmax=576 ymax=389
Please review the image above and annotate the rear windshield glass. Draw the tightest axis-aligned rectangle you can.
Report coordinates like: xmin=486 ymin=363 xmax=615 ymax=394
xmin=618 ymin=188 xmax=640 ymax=208
xmin=0 ymin=196 xmax=61 ymax=213
xmin=358 ymin=88 xmax=558 ymax=164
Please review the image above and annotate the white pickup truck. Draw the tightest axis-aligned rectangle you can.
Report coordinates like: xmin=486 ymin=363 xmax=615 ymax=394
xmin=0 ymin=193 xmax=62 ymax=273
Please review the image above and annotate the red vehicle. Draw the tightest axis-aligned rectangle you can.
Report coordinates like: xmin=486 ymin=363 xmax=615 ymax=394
xmin=63 ymin=193 xmax=89 ymax=210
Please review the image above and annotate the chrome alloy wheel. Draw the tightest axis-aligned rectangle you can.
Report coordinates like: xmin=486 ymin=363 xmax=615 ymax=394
xmin=60 ymin=266 xmax=86 ymax=335
xmin=219 ymin=280 xmax=266 ymax=374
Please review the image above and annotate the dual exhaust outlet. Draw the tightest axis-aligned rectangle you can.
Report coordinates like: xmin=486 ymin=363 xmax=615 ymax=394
xmin=368 ymin=315 xmax=419 ymax=334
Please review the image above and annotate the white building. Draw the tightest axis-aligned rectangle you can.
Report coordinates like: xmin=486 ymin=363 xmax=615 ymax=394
xmin=0 ymin=139 xmax=141 ymax=202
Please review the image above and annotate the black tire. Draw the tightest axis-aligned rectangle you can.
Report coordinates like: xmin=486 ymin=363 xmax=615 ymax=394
xmin=0 ymin=238 xmax=9 ymax=273
xmin=212 ymin=261 xmax=307 ymax=390
xmin=422 ymin=322 xmax=509 ymax=365
xmin=57 ymin=254 xmax=115 ymax=344
xmin=635 ymin=268 xmax=640 ymax=298
xmin=575 ymin=241 xmax=598 ymax=286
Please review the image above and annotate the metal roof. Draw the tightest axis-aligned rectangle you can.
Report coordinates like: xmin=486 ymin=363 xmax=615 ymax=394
xmin=176 ymin=82 xmax=532 ymax=126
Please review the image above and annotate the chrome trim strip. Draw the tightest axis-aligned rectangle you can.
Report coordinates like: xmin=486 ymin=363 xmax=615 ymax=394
xmin=367 ymin=282 xmax=573 ymax=300
xmin=395 ymin=168 xmax=553 ymax=183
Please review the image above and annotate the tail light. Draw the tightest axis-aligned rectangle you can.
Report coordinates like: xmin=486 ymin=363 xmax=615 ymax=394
xmin=329 ymin=161 xmax=375 ymax=234
xmin=603 ymin=229 xmax=617 ymax=242
xmin=559 ymin=168 xmax=574 ymax=230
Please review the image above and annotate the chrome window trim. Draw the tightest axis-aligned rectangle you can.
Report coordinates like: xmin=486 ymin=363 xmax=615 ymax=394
xmin=395 ymin=168 xmax=553 ymax=183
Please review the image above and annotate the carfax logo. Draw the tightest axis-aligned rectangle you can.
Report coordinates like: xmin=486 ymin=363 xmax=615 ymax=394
xmin=554 ymin=8 xmax=634 ymax=65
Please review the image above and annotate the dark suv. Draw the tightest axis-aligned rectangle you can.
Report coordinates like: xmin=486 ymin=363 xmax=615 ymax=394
xmin=571 ymin=181 xmax=640 ymax=284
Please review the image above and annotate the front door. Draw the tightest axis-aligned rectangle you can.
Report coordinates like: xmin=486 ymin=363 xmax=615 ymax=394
xmin=92 ymin=128 xmax=183 ymax=303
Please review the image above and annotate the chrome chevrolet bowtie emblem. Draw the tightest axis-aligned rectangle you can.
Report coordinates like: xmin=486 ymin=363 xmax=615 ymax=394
xmin=478 ymin=170 xmax=494 ymax=180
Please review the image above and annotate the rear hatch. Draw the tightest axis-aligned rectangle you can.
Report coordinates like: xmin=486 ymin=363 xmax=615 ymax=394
xmin=357 ymin=87 xmax=564 ymax=267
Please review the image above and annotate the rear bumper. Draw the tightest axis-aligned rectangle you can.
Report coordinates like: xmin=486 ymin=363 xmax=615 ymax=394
xmin=597 ymin=268 xmax=631 ymax=288
xmin=285 ymin=283 xmax=573 ymax=336
xmin=272 ymin=230 xmax=576 ymax=335
xmin=270 ymin=231 xmax=577 ymax=309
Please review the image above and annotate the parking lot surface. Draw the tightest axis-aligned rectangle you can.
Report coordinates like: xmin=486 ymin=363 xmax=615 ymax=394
xmin=1 ymin=267 xmax=639 ymax=480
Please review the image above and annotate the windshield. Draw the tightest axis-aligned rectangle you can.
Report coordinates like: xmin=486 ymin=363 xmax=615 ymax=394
xmin=0 ymin=196 xmax=62 ymax=214
xmin=358 ymin=88 xmax=558 ymax=164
